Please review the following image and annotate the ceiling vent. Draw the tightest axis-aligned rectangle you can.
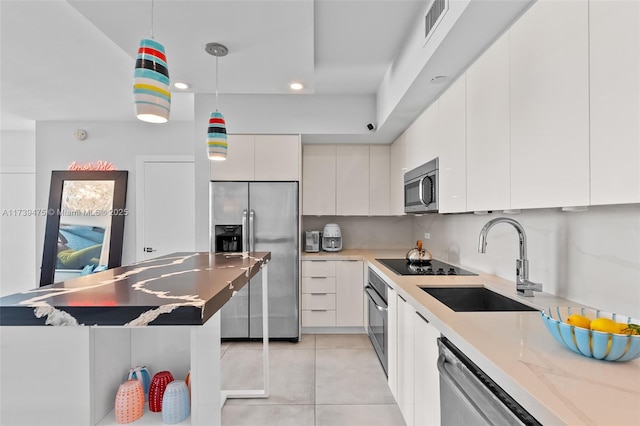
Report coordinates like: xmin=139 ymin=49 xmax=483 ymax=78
xmin=424 ymin=0 xmax=448 ymax=45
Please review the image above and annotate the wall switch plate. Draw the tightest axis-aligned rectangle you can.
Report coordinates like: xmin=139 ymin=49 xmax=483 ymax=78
xmin=424 ymin=232 xmax=431 ymax=239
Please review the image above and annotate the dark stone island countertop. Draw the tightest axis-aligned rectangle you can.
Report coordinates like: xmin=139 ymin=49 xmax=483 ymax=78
xmin=0 ymin=252 xmax=270 ymax=327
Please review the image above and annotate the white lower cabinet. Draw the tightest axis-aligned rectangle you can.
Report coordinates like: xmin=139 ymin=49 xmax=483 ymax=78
xmin=393 ymin=293 xmax=441 ymax=426
xmin=301 ymin=260 xmax=363 ymax=328
xmin=397 ymin=294 xmax=415 ymax=426
xmin=387 ymin=284 xmax=398 ymax=399
xmin=414 ymin=312 xmax=441 ymax=426
xmin=301 ymin=260 xmax=337 ymax=326
xmin=336 ymin=260 xmax=364 ymax=327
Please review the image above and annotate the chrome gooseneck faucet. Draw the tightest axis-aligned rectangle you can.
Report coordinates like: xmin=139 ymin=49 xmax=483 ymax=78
xmin=478 ymin=217 xmax=542 ymax=297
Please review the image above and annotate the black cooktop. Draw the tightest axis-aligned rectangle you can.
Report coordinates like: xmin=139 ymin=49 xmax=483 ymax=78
xmin=376 ymin=258 xmax=478 ymax=276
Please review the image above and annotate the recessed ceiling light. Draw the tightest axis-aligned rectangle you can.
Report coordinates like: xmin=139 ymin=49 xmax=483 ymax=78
xmin=174 ymin=81 xmax=191 ymax=90
xmin=430 ymin=76 xmax=447 ymax=84
xmin=289 ymin=82 xmax=304 ymax=91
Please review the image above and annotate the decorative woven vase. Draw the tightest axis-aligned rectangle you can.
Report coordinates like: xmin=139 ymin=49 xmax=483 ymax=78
xmin=149 ymin=371 xmax=174 ymax=412
xmin=114 ymin=380 xmax=144 ymax=424
xmin=127 ymin=366 xmax=151 ymax=401
xmin=161 ymin=380 xmax=190 ymax=424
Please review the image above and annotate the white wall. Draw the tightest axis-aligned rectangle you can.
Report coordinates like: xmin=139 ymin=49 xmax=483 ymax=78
xmin=413 ymin=205 xmax=640 ymax=318
xmin=0 ymin=130 xmax=37 ymax=295
xmin=35 ymin=121 xmax=195 ymax=277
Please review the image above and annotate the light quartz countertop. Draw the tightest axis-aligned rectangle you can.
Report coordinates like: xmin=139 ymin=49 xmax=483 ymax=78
xmin=303 ymin=249 xmax=640 ymax=425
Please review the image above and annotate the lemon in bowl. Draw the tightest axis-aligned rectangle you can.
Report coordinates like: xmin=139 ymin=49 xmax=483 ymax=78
xmin=540 ymin=307 xmax=640 ymax=362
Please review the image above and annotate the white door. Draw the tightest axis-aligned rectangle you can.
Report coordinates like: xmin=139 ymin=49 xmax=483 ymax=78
xmin=136 ymin=157 xmax=195 ymax=261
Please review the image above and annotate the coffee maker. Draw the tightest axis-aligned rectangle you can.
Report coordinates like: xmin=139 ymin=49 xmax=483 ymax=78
xmin=322 ymin=224 xmax=342 ymax=252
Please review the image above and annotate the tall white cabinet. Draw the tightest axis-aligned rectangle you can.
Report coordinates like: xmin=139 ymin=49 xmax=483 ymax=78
xmin=437 ymin=75 xmax=467 ymax=213
xmin=466 ymin=35 xmax=511 ymax=212
xmin=336 ymin=145 xmax=370 ymax=216
xmin=302 ymin=145 xmax=336 ymax=215
xmin=369 ymin=145 xmax=391 ymax=215
xmin=589 ymin=0 xmax=640 ymax=205
xmin=509 ymin=0 xmax=590 ymax=209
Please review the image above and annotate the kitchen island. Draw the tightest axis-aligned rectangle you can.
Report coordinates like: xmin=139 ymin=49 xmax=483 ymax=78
xmin=303 ymin=249 xmax=640 ymax=426
xmin=0 ymin=251 xmax=270 ymax=426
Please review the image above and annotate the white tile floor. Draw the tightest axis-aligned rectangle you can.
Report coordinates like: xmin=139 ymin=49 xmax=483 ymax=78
xmin=221 ymin=334 xmax=405 ymax=426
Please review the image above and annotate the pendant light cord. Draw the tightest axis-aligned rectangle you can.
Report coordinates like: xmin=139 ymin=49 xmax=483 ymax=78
xmin=150 ymin=0 xmax=155 ymax=39
xmin=215 ymin=56 xmax=219 ymax=112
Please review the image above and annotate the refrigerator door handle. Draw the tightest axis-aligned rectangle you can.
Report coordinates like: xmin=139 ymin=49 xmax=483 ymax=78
xmin=249 ymin=209 xmax=255 ymax=252
xmin=242 ymin=209 xmax=248 ymax=253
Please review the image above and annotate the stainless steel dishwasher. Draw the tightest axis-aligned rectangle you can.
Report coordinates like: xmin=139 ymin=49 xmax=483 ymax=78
xmin=437 ymin=337 xmax=541 ymax=426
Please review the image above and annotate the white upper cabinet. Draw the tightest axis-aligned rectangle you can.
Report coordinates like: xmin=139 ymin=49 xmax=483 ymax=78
xmin=509 ymin=0 xmax=590 ymax=209
xmin=589 ymin=0 xmax=640 ymax=205
xmin=369 ymin=145 xmax=391 ymax=216
xmin=210 ymin=134 xmax=255 ymax=181
xmin=210 ymin=134 xmax=300 ymax=181
xmin=303 ymin=144 xmax=391 ymax=216
xmin=254 ymin=135 xmax=300 ymax=181
xmin=389 ymin=134 xmax=407 ymax=216
xmin=437 ymin=75 xmax=467 ymax=213
xmin=466 ymin=34 xmax=511 ymax=212
xmin=302 ymin=145 xmax=336 ymax=215
xmin=336 ymin=145 xmax=370 ymax=215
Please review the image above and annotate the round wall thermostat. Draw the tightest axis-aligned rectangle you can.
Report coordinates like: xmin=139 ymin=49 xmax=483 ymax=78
xmin=73 ymin=129 xmax=87 ymax=140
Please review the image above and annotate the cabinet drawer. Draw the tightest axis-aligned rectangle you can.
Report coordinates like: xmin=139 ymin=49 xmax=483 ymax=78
xmin=302 ymin=277 xmax=337 ymax=294
xmin=302 ymin=293 xmax=336 ymax=310
xmin=302 ymin=309 xmax=336 ymax=327
xmin=302 ymin=260 xmax=336 ymax=277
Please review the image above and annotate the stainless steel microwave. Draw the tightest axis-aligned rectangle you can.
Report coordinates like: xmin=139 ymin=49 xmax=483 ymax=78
xmin=404 ymin=157 xmax=438 ymax=213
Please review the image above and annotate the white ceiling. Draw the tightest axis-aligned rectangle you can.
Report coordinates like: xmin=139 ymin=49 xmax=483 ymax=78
xmin=0 ymin=0 xmax=533 ymax=143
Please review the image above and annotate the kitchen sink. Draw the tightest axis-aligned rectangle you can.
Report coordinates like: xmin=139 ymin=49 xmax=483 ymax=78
xmin=420 ymin=286 xmax=538 ymax=312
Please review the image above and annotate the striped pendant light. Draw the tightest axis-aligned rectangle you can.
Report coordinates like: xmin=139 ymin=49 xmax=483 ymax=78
xmin=133 ymin=0 xmax=170 ymax=123
xmin=207 ymin=111 xmax=227 ymax=160
xmin=134 ymin=39 xmax=170 ymax=123
xmin=206 ymin=43 xmax=229 ymax=160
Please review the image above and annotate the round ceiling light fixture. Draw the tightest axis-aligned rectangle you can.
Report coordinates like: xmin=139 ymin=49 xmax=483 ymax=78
xmin=289 ymin=82 xmax=304 ymax=91
xmin=173 ymin=81 xmax=191 ymax=90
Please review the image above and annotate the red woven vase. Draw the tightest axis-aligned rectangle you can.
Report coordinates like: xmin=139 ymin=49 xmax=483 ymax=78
xmin=148 ymin=371 xmax=174 ymax=412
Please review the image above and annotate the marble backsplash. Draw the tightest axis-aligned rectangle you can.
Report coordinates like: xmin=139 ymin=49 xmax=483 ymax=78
xmin=413 ymin=204 xmax=640 ymax=319
xmin=303 ymin=204 xmax=640 ymax=318
xmin=302 ymin=216 xmax=414 ymax=250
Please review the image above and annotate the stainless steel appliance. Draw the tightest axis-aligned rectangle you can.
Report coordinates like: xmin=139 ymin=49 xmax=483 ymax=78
xmin=211 ymin=181 xmax=299 ymax=340
xmin=437 ymin=337 xmax=541 ymax=425
xmin=322 ymin=223 xmax=342 ymax=252
xmin=304 ymin=230 xmax=320 ymax=252
xmin=404 ymin=157 xmax=438 ymax=213
xmin=376 ymin=258 xmax=478 ymax=276
xmin=365 ymin=267 xmax=388 ymax=375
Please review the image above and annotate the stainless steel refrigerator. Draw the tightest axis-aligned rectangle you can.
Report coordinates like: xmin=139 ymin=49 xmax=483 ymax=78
xmin=210 ymin=181 xmax=299 ymax=340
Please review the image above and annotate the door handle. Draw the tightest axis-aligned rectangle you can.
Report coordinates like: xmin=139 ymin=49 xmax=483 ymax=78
xmin=242 ymin=209 xmax=248 ymax=253
xmin=249 ymin=209 xmax=255 ymax=252
xmin=143 ymin=247 xmax=156 ymax=253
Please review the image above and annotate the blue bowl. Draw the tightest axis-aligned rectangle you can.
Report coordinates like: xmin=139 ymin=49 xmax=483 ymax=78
xmin=540 ymin=307 xmax=640 ymax=362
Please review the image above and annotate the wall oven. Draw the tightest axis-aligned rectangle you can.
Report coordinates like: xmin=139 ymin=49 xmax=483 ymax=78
xmin=404 ymin=157 xmax=438 ymax=214
xmin=365 ymin=267 xmax=388 ymax=375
